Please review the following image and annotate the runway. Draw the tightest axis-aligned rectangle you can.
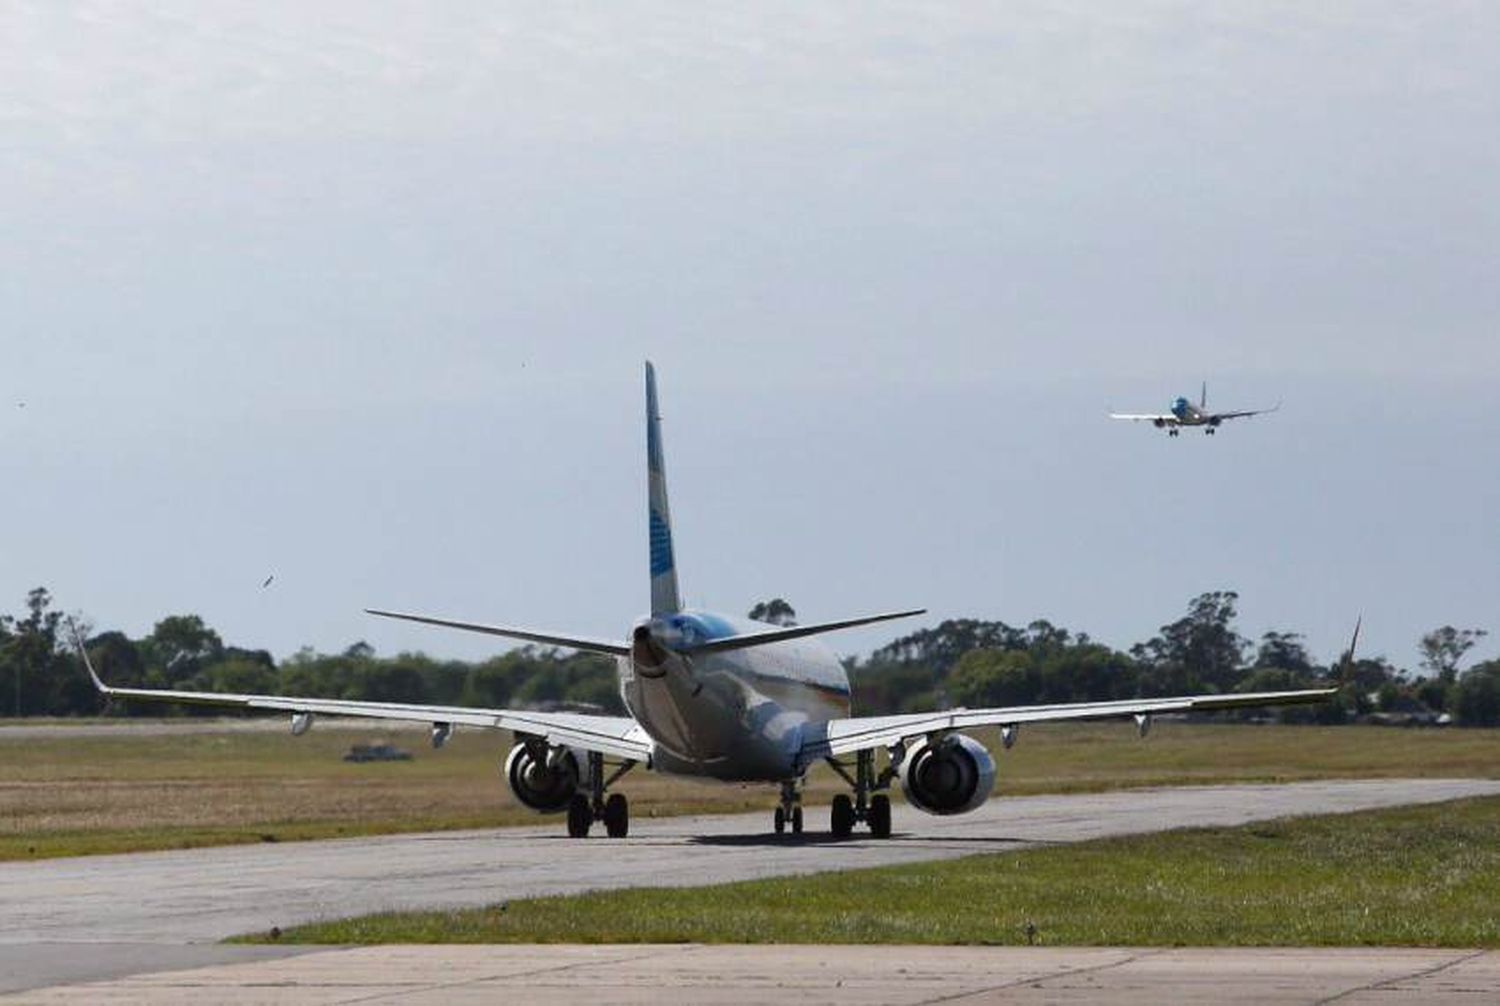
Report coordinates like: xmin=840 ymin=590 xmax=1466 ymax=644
xmin=2 ymin=777 xmax=1497 ymax=997
xmin=8 ymin=944 xmax=1499 ymax=1004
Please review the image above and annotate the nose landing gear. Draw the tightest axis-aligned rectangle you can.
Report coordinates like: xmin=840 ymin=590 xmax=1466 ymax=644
xmin=773 ymin=779 xmax=804 ymax=835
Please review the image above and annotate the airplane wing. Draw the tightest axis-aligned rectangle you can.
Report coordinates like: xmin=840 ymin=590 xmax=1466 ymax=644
xmin=1108 ymin=413 xmax=1178 ymax=424
xmin=799 ymin=687 xmax=1335 ymax=761
xmin=73 ymin=636 xmax=653 ymax=761
xmin=1209 ymin=402 xmax=1282 ymax=422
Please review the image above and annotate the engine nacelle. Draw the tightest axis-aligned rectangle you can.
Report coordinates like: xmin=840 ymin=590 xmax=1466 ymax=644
xmin=503 ymin=742 xmax=587 ymax=813
xmin=897 ymin=733 xmax=996 ymax=816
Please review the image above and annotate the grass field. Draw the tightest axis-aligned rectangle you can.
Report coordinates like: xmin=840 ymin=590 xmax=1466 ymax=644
xmin=3 ymin=717 xmax=1498 ymax=861
xmin=259 ymin=796 xmax=1500 ymax=948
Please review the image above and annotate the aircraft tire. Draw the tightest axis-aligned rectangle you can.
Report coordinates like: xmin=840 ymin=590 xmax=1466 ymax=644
xmin=774 ymin=806 xmax=786 ymax=834
xmin=566 ymin=794 xmax=592 ymax=838
xmin=603 ymin=793 xmax=629 ymax=838
xmin=869 ymin=794 xmax=892 ymax=838
xmin=791 ymin=805 xmax=803 ymax=834
xmin=831 ymin=794 xmax=855 ymax=837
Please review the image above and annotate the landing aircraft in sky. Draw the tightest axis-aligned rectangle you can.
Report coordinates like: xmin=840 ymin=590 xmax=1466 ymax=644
xmin=1111 ymin=383 xmax=1280 ymax=436
xmin=75 ymin=364 xmax=1331 ymax=839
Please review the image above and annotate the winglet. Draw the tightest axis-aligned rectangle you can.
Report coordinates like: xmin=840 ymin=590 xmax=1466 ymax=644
xmin=67 ymin=619 xmax=111 ymax=694
xmin=1342 ymin=615 xmax=1362 ymax=670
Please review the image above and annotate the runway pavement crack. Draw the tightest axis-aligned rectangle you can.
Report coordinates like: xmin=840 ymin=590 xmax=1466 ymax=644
xmin=331 ymin=944 xmax=702 ymax=1004
xmin=1313 ymin=948 xmax=1490 ymax=1004
xmin=913 ymin=947 xmax=1168 ymax=1004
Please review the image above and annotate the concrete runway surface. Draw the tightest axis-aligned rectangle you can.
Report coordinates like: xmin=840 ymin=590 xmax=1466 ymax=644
xmin=6 ymin=945 xmax=1500 ymax=1004
xmin=2 ymin=778 xmax=1497 ymax=998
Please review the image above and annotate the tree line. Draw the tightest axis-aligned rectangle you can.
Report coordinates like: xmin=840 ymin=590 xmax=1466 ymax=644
xmin=2 ymin=587 xmax=1497 ymax=726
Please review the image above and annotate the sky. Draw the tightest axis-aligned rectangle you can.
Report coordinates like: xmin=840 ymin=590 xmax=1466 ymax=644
xmin=2 ymin=2 xmax=1497 ymax=674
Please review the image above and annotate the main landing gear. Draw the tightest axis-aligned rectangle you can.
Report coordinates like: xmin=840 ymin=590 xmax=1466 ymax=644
xmin=773 ymin=779 xmax=804 ymax=835
xmin=1167 ymin=428 xmax=1181 ymax=437
xmin=824 ymin=749 xmax=894 ymax=839
xmin=566 ymin=752 xmax=637 ymax=838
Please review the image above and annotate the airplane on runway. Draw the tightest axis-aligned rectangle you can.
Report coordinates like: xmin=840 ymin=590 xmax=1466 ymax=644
xmin=73 ymin=364 xmax=1332 ymax=840
xmin=1110 ymin=383 xmax=1280 ymax=436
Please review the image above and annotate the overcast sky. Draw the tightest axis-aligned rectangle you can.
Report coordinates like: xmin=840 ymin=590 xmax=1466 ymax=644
xmin=2 ymin=2 xmax=1496 ymax=674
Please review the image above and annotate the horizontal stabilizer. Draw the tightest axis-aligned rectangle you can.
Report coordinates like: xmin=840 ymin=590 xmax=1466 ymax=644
xmin=686 ymin=608 xmax=926 ymax=655
xmin=365 ymin=608 xmax=630 ymax=656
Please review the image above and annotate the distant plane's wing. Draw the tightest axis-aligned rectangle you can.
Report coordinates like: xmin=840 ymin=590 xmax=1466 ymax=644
xmin=72 ymin=634 xmax=651 ymax=760
xmin=365 ymin=608 xmax=630 ymax=656
xmin=800 ymin=688 xmax=1335 ymax=762
xmin=1109 ymin=412 xmax=1178 ymax=423
xmin=1210 ymin=402 xmax=1282 ymax=421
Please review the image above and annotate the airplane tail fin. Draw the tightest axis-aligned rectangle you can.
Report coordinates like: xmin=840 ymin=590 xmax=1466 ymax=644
xmin=646 ymin=362 xmax=683 ymax=616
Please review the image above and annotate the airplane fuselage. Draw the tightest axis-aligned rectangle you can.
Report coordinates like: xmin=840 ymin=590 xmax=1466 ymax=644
xmin=618 ymin=610 xmax=849 ymax=781
xmin=1170 ymin=397 xmax=1206 ymax=425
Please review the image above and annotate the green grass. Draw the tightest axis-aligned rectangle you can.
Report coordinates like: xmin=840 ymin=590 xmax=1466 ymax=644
xmin=256 ymin=797 xmax=1500 ymax=948
xmin=4 ymin=718 xmax=1499 ymax=861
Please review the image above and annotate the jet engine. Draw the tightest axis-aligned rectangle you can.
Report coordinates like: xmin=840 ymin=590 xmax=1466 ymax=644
xmin=503 ymin=742 xmax=588 ymax=813
xmin=897 ymin=733 xmax=996 ymax=816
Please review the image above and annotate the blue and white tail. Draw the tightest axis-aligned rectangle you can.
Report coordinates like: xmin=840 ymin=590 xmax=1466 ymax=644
xmin=646 ymin=362 xmax=683 ymax=616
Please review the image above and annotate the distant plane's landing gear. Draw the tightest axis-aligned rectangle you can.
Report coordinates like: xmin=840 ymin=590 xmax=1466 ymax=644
xmin=774 ymin=779 xmax=804 ymax=835
xmin=1205 ymin=426 xmax=1217 ymax=436
xmin=825 ymin=749 xmax=897 ymax=839
xmin=1168 ymin=428 xmax=1180 ymax=437
xmin=566 ymin=752 xmax=637 ymax=838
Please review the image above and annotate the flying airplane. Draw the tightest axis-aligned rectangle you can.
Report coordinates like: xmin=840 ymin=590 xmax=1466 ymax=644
xmin=1110 ymin=383 xmax=1280 ymax=436
xmin=74 ymin=364 xmax=1332 ymax=840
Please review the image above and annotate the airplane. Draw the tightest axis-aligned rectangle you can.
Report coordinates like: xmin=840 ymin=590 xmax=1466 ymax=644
xmin=72 ymin=363 xmax=1333 ymax=840
xmin=1110 ymin=383 xmax=1280 ymax=436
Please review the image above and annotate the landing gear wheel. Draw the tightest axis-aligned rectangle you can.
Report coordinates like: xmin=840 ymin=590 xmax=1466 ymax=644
xmin=604 ymin=793 xmax=629 ymax=838
xmin=868 ymin=794 xmax=892 ymax=838
xmin=831 ymin=794 xmax=855 ymax=837
xmin=566 ymin=794 xmax=592 ymax=838
xmin=774 ymin=806 xmax=786 ymax=834
xmin=791 ymin=805 xmax=804 ymax=835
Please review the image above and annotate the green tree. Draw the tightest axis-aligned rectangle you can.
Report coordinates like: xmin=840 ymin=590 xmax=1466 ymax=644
xmin=1419 ymin=626 xmax=1488 ymax=684
xmin=1131 ymin=591 xmax=1247 ymax=695
xmin=5 ymin=588 xmax=68 ymax=717
xmin=871 ymin=619 xmax=1024 ymax=674
xmin=747 ymin=599 xmax=797 ymax=626
xmin=1256 ymin=631 xmax=1313 ymax=673
xmin=1452 ymin=660 xmax=1500 ymax=727
xmin=142 ymin=615 xmax=225 ymax=686
xmin=949 ymin=649 xmax=1036 ymax=707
